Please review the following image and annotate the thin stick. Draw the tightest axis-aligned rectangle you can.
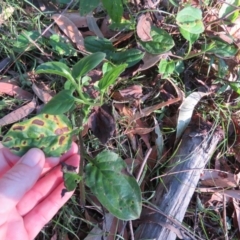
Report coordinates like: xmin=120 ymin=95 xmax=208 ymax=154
xmin=223 ymin=194 xmax=229 ymax=240
xmin=129 ymin=220 xmax=135 ymax=240
xmin=136 ymin=148 xmax=152 ymax=182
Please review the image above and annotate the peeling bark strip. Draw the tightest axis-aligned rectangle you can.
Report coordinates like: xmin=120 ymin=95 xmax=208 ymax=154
xmin=135 ymin=125 xmax=224 ymax=240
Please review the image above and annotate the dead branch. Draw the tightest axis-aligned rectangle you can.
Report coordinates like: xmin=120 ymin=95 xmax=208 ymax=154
xmin=135 ymin=124 xmax=224 ymax=240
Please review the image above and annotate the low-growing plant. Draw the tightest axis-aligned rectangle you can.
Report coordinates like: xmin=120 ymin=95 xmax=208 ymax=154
xmin=2 ymin=52 xmax=142 ymax=221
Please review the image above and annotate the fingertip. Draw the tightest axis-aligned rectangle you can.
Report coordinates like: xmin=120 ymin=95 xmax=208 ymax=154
xmin=45 ymin=142 xmax=79 ymax=168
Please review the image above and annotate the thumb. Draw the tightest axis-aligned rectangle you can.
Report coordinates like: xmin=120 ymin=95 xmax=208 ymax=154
xmin=0 ymin=149 xmax=45 ymax=217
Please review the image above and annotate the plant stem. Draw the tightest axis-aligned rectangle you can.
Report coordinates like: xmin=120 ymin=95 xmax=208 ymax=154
xmin=68 ymin=76 xmax=93 ymax=105
xmin=77 ymin=111 xmax=86 ymax=208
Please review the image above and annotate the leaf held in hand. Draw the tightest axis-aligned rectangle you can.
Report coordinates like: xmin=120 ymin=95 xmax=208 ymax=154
xmin=85 ymin=150 xmax=142 ymax=220
xmin=2 ymin=114 xmax=73 ymax=157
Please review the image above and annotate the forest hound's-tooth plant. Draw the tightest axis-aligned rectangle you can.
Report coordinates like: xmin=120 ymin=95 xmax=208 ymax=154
xmin=2 ymin=52 xmax=142 ymax=221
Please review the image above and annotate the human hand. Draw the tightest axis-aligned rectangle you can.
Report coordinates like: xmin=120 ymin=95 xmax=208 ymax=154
xmin=0 ymin=143 xmax=80 ymax=240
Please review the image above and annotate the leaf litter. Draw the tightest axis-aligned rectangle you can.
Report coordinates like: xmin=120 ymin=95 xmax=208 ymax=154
xmin=2 ymin=0 xmax=240 ymax=239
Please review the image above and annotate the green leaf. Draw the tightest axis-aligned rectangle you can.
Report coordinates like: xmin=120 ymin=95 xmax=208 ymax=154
xmin=98 ymin=64 xmax=127 ymax=91
xmin=176 ymin=6 xmax=204 ymax=34
xmin=62 ymin=163 xmax=82 ymax=192
xmin=111 ymin=49 xmax=144 ymax=67
xmin=85 ymin=150 xmax=142 ymax=220
xmin=179 ymin=27 xmax=199 ymax=43
xmin=139 ymin=26 xmax=175 ymax=54
xmin=80 ymin=0 xmax=100 ymax=15
xmin=229 ymin=82 xmax=240 ymax=95
xmin=101 ymin=0 xmax=123 ymax=23
xmin=219 ymin=0 xmax=240 ymax=23
xmin=49 ymin=34 xmax=76 ymax=56
xmin=158 ymin=59 xmax=175 ymax=78
xmin=72 ymin=52 xmax=106 ymax=80
xmin=13 ymin=31 xmax=42 ymax=52
xmin=84 ymin=36 xmax=115 ymax=56
xmin=41 ymin=90 xmax=75 ymax=115
xmin=203 ymin=39 xmax=238 ymax=57
xmin=36 ymin=62 xmax=73 ymax=81
xmin=109 ymin=19 xmax=135 ymax=31
xmin=2 ymin=114 xmax=73 ymax=157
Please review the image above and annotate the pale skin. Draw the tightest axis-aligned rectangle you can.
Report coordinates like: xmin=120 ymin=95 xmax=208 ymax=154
xmin=0 ymin=142 xmax=80 ymax=240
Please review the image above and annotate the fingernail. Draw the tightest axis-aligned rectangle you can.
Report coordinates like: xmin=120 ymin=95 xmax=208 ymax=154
xmin=21 ymin=149 xmax=43 ymax=167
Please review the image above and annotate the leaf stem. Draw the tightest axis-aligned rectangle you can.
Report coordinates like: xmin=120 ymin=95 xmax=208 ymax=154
xmin=68 ymin=76 xmax=92 ymax=105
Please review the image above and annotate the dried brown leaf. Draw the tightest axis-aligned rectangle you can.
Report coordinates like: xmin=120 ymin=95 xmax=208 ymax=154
xmin=88 ymin=104 xmax=115 ymax=144
xmin=139 ymin=52 xmax=162 ymax=71
xmin=112 ymin=85 xmax=142 ymax=101
xmin=61 ymin=12 xmax=88 ymax=28
xmin=200 ymin=170 xmax=239 ymax=188
xmin=51 ymin=14 xmax=85 ymax=51
xmin=0 ymin=82 xmax=33 ymax=100
xmin=233 ymin=198 xmax=240 ymax=233
xmin=130 ymin=97 xmax=181 ymax=122
xmin=32 ymin=83 xmax=53 ymax=103
xmin=136 ymin=14 xmax=152 ymax=42
xmin=0 ymin=98 xmax=36 ymax=127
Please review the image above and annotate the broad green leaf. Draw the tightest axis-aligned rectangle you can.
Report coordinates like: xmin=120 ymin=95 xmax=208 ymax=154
xmin=72 ymin=52 xmax=106 ymax=80
xmin=102 ymin=62 xmax=114 ymax=75
xmin=139 ymin=26 xmax=175 ymax=54
xmin=158 ymin=59 xmax=175 ymax=78
xmin=85 ymin=150 xmax=142 ymax=220
xmin=219 ymin=0 xmax=240 ymax=22
xmin=36 ymin=62 xmax=73 ymax=81
xmin=49 ymin=34 xmax=76 ymax=56
xmin=176 ymin=92 xmax=209 ymax=139
xmin=109 ymin=19 xmax=135 ymax=31
xmin=80 ymin=0 xmax=100 ymax=15
xmin=179 ymin=27 xmax=199 ymax=43
xmin=101 ymin=0 xmax=123 ymax=23
xmin=2 ymin=114 xmax=73 ymax=157
xmin=41 ymin=90 xmax=75 ymax=115
xmin=203 ymin=39 xmax=238 ymax=57
xmin=62 ymin=162 xmax=82 ymax=192
xmin=176 ymin=6 xmax=204 ymax=34
xmin=111 ymin=49 xmax=144 ymax=67
xmin=98 ymin=64 xmax=127 ymax=91
xmin=13 ymin=31 xmax=42 ymax=52
xmin=84 ymin=36 xmax=115 ymax=56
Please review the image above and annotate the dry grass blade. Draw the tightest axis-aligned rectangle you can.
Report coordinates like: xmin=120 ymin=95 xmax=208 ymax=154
xmin=87 ymin=16 xmax=104 ymax=37
xmin=51 ymin=14 xmax=85 ymax=51
xmin=0 ymin=98 xmax=36 ymax=127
